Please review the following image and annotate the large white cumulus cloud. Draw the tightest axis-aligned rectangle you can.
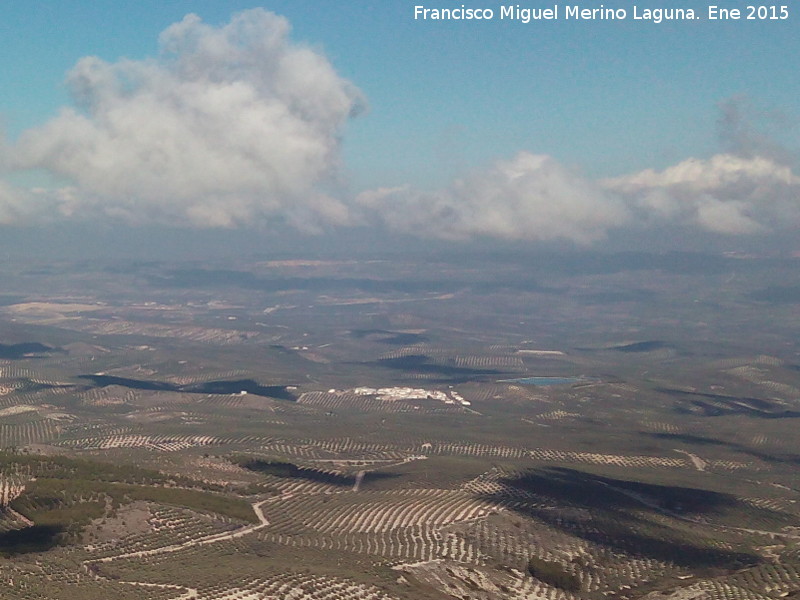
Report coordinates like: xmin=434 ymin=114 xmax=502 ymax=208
xmin=14 ymin=9 xmax=362 ymax=229
xmin=357 ymin=152 xmax=630 ymax=244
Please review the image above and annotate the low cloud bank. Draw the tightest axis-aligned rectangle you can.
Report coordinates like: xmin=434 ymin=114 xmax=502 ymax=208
xmin=356 ymin=153 xmax=630 ymax=244
xmin=0 ymin=181 xmax=28 ymax=225
xmin=358 ymin=151 xmax=800 ymax=244
xmin=604 ymin=154 xmax=800 ymax=236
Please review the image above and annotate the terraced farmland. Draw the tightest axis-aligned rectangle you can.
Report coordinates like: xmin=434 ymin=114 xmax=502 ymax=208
xmin=0 ymin=252 xmax=798 ymax=599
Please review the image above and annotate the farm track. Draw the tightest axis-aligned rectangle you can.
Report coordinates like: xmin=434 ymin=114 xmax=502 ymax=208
xmin=353 ymin=470 xmax=365 ymax=492
xmin=81 ymin=496 xmax=282 ymax=600
xmin=7 ymin=507 xmax=34 ymax=527
xmin=88 ymin=496 xmax=275 ymax=564
xmin=674 ymin=449 xmax=708 ymax=472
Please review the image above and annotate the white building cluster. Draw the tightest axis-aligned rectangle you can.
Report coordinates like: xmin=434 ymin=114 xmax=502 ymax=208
xmin=351 ymin=386 xmax=471 ymax=406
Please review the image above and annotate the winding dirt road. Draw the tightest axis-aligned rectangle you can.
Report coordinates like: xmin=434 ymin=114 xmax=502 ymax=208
xmin=91 ymin=496 xmax=273 ymax=563
xmin=82 ymin=495 xmax=284 ymax=599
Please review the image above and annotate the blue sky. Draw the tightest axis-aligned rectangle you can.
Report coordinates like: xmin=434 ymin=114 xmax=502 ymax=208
xmin=1 ymin=1 xmax=798 ymax=246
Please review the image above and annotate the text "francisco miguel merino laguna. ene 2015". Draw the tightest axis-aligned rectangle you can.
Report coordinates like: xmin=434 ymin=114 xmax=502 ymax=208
xmin=414 ymin=4 xmax=700 ymax=22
